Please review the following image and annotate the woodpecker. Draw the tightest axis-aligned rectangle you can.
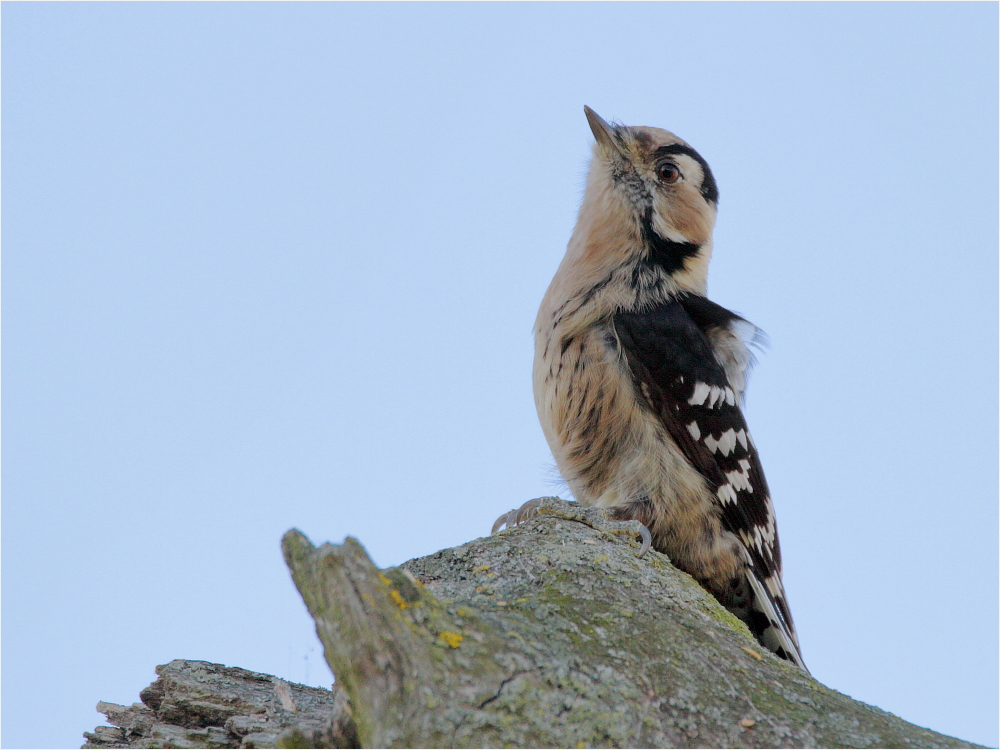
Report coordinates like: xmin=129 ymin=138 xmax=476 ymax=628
xmin=531 ymin=106 xmax=805 ymax=669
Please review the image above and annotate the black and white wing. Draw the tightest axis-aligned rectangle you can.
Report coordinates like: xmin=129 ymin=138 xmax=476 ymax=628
xmin=613 ymin=296 xmax=806 ymax=670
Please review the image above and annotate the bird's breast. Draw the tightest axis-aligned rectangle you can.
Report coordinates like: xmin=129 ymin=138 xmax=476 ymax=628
xmin=534 ymin=320 xmax=677 ymax=504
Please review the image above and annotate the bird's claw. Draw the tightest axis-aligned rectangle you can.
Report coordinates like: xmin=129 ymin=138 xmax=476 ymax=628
xmin=492 ymin=497 xmax=652 ymax=558
xmin=635 ymin=523 xmax=651 ymax=558
xmin=491 ymin=498 xmax=543 ymax=534
xmin=597 ymin=516 xmax=651 ymax=558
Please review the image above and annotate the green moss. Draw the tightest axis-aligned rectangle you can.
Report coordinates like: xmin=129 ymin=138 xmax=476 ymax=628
xmin=275 ymin=727 xmax=311 ymax=749
xmin=697 ymin=597 xmax=753 ymax=636
xmin=284 ymin=521 xmax=982 ymax=750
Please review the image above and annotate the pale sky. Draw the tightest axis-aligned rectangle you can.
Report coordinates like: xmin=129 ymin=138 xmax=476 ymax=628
xmin=3 ymin=3 xmax=997 ymax=748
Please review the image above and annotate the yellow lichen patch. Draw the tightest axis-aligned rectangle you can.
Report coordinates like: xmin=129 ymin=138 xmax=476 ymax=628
xmin=438 ymin=631 xmax=463 ymax=648
xmin=472 ymin=564 xmax=491 ymax=574
xmin=390 ymin=589 xmax=409 ymax=609
xmin=742 ymin=647 xmax=762 ymax=660
xmin=377 ymin=573 xmax=391 ymax=586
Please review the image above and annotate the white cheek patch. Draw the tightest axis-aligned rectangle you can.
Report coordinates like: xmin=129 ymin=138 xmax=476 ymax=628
xmin=650 ymin=212 xmax=693 ymax=244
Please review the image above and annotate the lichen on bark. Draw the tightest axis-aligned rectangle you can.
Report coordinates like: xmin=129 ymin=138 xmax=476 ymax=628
xmin=283 ymin=497 xmax=981 ymax=749
xmin=85 ymin=497 xmax=982 ymax=749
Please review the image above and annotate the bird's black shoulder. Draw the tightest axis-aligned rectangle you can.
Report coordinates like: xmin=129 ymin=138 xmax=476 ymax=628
xmin=677 ymin=294 xmax=748 ymax=333
xmin=612 ymin=299 xmax=730 ymax=389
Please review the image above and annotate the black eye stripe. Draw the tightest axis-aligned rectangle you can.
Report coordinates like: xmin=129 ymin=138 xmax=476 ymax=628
xmin=651 ymin=144 xmax=719 ymax=204
xmin=652 ymin=144 xmax=703 ymax=162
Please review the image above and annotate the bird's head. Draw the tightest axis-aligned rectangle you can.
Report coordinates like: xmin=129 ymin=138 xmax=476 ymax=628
xmin=580 ymin=106 xmax=718 ymax=293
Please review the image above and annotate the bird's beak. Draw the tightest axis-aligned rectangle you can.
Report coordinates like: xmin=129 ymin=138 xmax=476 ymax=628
xmin=584 ymin=106 xmax=620 ymax=153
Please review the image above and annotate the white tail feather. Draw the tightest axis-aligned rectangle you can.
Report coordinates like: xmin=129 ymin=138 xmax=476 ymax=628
xmin=742 ymin=555 xmax=808 ymax=672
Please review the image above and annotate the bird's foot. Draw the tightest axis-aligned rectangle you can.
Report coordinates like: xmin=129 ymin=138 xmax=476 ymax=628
xmin=491 ymin=497 xmax=651 ymax=557
xmin=491 ymin=498 xmax=546 ymax=534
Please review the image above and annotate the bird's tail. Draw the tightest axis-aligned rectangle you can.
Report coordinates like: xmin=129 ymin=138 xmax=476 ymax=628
xmin=743 ymin=559 xmax=808 ymax=672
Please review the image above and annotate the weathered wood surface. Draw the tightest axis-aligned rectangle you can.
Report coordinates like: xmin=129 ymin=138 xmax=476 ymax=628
xmin=283 ymin=497 xmax=980 ymax=749
xmin=86 ymin=497 xmax=981 ymax=748
xmin=83 ymin=660 xmax=357 ymax=749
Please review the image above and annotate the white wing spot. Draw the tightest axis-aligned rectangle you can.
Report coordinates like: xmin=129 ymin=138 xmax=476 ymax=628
xmin=687 ymin=421 xmax=701 ymax=441
xmin=752 ymin=513 xmax=777 ymax=554
xmin=725 ymin=458 xmax=754 ymax=493
xmin=688 ymin=382 xmax=711 ymax=406
xmin=741 ymin=498 xmax=777 ymax=554
xmin=717 ymin=484 xmax=738 ymax=504
xmin=736 ymin=429 xmax=748 ymax=451
xmin=709 ymin=386 xmax=724 ymax=408
xmin=724 ymin=387 xmax=736 ymax=405
xmin=718 ymin=428 xmax=737 ymax=455
xmin=704 ymin=428 xmax=737 ymax=456
xmin=764 ymin=573 xmax=783 ymax=599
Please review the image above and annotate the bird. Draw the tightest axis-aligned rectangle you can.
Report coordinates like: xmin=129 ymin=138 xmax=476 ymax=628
xmin=528 ymin=106 xmax=806 ymax=670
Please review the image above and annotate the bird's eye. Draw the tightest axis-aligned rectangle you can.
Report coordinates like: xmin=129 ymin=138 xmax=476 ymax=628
xmin=656 ymin=162 xmax=681 ymax=183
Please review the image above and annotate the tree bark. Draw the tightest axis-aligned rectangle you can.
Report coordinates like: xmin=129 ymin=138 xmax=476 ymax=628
xmin=283 ymin=497 xmax=980 ymax=749
xmin=85 ymin=497 xmax=982 ymax=748
xmin=83 ymin=660 xmax=358 ymax=749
